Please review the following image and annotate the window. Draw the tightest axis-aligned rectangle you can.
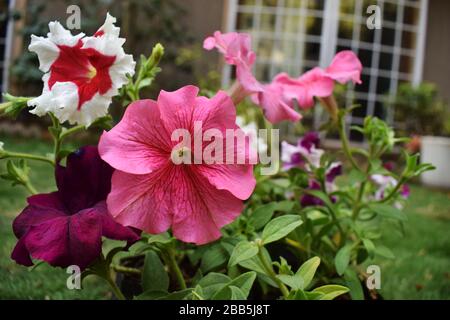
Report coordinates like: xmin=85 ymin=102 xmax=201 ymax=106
xmin=224 ymin=0 xmax=429 ymax=140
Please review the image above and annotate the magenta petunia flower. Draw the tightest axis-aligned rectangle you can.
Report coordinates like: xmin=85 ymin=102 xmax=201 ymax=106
xmin=99 ymin=85 xmax=256 ymax=245
xmin=11 ymin=146 xmax=139 ymax=270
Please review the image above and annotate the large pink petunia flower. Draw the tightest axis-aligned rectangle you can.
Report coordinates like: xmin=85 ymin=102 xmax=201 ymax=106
xmin=99 ymin=85 xmax=256 ymax=245
xmin=27 ymin=13 xmax=135 ymax=126
xmin=11 ymin=146 xmax=139 ymax=270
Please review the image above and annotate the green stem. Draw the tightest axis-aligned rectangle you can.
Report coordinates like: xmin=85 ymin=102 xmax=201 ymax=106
xmin=257 ymin=247 xmax=289 ymax=298
xmin=337 ymin=115 xmax=361 ymax=171
xmin=111 ymin=264 xmax=142 ymax=276
xmin=60 ymin=125 xmax=85 ymax=140
xmin=105 ymin=270 xmax=126 ymax=300
xmin=3 ymin=152 xmax=55 ymax=166
xmin=351 ymin=181 xmax=366 ymax=220
xmin=23 ymin=179 xmax=38 ymax=195
xmin=164 ymin=247 xmax=187 ymax=290
xmin=380 ymin=177 xmax=407 ymax=204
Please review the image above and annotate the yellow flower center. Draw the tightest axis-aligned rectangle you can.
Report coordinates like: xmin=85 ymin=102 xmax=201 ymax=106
xmin=87 ymin=65 xmax=97 ymax=80
xmin=170 ymin=146 xmax=192 ymax=165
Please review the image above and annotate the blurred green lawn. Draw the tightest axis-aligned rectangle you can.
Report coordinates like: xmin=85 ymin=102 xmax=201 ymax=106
xmin=0 ymin=135 xmax=449 ymax=299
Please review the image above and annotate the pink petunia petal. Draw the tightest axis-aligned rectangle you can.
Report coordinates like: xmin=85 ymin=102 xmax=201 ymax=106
xmin=256 ymin=82 xmax=302 ymax=123
xmin=236 ymin=62 xmax=263 ymax=93
xmin=99 ymin=99 xmax=171 ymax=175
xmin=157 ymin=85 xmax=199 ymax=134
xmin=170 ymin=168 xmax=243 ymax=245
xmin=107 ymin=168 xmax=174 ymax=235
xmin=325 ymin=50 xmax=362 ymax=84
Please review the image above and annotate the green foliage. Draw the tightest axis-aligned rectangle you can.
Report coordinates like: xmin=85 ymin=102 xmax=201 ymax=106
xmin=387 ymin=82 xmax=450 ymax=136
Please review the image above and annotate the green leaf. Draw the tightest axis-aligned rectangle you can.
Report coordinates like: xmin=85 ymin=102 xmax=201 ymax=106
xmin=344 ymin=269 xmax=364 ymax=300
xmin=249 ymin=201 xmax=294 ymax=230
xmin=277 ymin=275 xmax=303 ymax=290
xmin=296 ymin=256 xmax=321 ymax=289
xmin=146 ymin=232 xmax=173 ymax=245
xmin=335 ymin=244 xmax=353 ymax=276
xmin=369 ymin=203 xmax=407 ymax=221
xmin=197 ymin=273 xmax=231 ymax=300
xmin=249 ymin=201 xmax=295 ymax=230
xmin=201 ymin=244 xmax=228 ymax=272
xmin=142 ymin=251 xmax=169 ymax=293
xmin=374 ymin=245 xmax=395 ymax=259
xmin=135 ymin=290 xmax=167 ymax=300
xmin=262 ymin=215 xmax=303 ymax=244
xmin=211 ymin=271 xmax=257 ymax=300
xmin=362 ymin=238 xmax=376 ymax=259
xmin=348 ymin=169 xmax=366 ymax=185
xmin=228 ymin=241 xmax=259 ymax=267
xmin=157 ymin=289 xmax=194 ymax=300
xmin=230 ymin=286 xmax=246 ymax=300
xmin=312 ymin=285 xmax=349 ymax=300
xmin=198 ymin=272 xmax=231 ymax=287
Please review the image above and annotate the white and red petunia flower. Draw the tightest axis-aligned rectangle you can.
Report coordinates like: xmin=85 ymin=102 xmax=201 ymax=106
xmin=27 ymin=13 xmax=135 ymax=126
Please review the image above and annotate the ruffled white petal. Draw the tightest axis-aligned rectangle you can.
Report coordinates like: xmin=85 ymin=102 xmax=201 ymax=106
xmin=96 ymin=12 xmax=121 ymax=37
xmin=28 ymin=81 xmax=110 ymax=127
xmin=47 ymin=21 xmax=84 ymax=46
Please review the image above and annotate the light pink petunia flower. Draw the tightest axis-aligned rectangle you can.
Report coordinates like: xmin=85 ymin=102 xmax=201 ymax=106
xmin=203 ymin=31 xmax=262 ymax=94
xmin=254 ymin=51 xmax=362 ymax=123
xmin=98 ymin=85 xmax=256 ymax=245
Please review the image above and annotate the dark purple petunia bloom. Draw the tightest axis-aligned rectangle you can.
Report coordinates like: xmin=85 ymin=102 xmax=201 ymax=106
xmin=282 ymin=132 xmax=322 ymax=170
xmin=300 ymin=180 xmax=324 ymax=207
xmin=299 ymin=132 xmax=320 ymax=152
xmin=11 ymin=146 xmax=139 ymax=270
xmin=325 ymin=162 xmax=342 ymax=182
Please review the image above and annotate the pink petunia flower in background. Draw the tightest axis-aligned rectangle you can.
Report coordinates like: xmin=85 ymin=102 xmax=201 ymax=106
xmin=99 ymin=85 xmax=256 ymax=245
xmin=254 ymin=51 xmax=362 ymax=123
xmin=204 ymin=30 xmax=362 ymax=124
xmin=11 ymin=146 xmax=139 ymax=270
xmin=27 ymin=13 xmax=135 ymax=126
xmin=203 ymin=31 xmax=262 ymax=95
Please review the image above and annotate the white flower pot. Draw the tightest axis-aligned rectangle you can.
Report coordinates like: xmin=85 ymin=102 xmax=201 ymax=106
xmin=420 ymin=136 xmax=450 ymax=188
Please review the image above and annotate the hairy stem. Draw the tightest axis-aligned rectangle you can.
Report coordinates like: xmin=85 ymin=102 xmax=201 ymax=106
xmin=163 ymin=247 xmax=187 ymax=290
xmin=257 ymin=247 xmax=289 ymax=298
xmin=105 ymin=270 xmax=126 ymax=300
xmin=2 ymin=152 xmax=55 ymax=166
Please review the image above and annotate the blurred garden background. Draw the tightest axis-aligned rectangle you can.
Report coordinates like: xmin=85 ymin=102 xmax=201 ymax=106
xmin=0 ymin=0 xmax=449 ymax=299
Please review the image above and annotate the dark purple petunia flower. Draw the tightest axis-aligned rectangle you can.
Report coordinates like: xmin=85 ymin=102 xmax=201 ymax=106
xmin=325 ymin=162 xmax=342 ymax=182
xmin=299 ymin=132 xmax=320 ymax=152
xmin=11 ymin=146 xmax=139 ymax=270
xmin=282 ymin=132 xmax=322 ymax=170
xmin=300 ymin=180 xmax=324 ymax=207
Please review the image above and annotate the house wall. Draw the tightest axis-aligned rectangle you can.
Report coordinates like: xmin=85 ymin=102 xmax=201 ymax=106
xmin=175 ymin=0 xmax=226 ymax=73
xmin=423 ymin=0 xmax=450 ymax=101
